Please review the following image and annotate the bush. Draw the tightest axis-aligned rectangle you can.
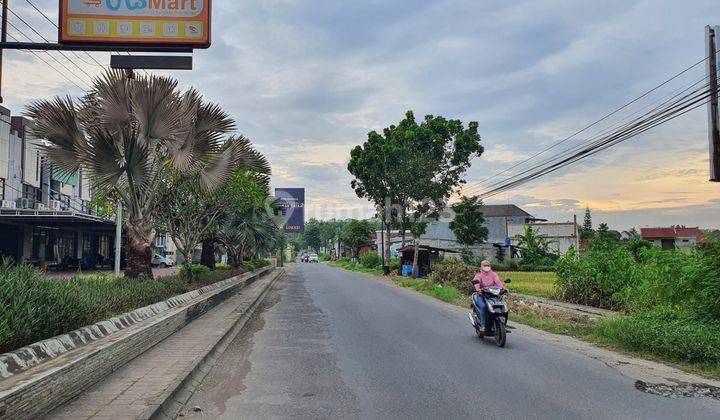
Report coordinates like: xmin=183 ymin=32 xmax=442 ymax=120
xmin=389 ymin=258 xmax=401 ymax=273
xmin=0 ymin=260 xmax=234 ymax=353
xmin=427 ymin=258 xmax=477 ymax=294
xmin=215 ymin=263 xmax=231 ymax=270
xmin=242 ymin=259 xmax=271 ymax=272
xmin=359 ymin=252 xmax=381 ymax=269
xmin=555 ymin=244 xmax=637 ymax=310
xmin=319 ymin=252 xmax=332 ymax=262
xmin=179 ymin=263 xmax=211 ymax=278
xmin=595 ymin=307 xmax=720 ymax=363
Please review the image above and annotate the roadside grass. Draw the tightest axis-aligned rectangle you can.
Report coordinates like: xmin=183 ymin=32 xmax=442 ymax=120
xmin=328 ymin=260 xmax=383 ymax=276
xmin=498 ymin=271 xmax=556 ymax=298
xmin=393 ymin=278 xmax=463 ymax=304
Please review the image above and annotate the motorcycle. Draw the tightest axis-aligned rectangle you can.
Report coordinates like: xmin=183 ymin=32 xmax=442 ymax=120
xmin=467 ymin=278 xmax=511 ymax=347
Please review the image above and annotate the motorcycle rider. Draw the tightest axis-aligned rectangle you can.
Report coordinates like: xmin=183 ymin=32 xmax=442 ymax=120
xmin=472 ymin=260 xmax=505 ymax=333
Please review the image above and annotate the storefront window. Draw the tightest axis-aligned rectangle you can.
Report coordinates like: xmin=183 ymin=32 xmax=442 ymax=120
xmin=82 ymin=232 xmax=93 ymax=258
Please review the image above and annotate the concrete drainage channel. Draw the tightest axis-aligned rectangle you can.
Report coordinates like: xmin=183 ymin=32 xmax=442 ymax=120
xmin=145 ymin=269 xmax=284 ymax=419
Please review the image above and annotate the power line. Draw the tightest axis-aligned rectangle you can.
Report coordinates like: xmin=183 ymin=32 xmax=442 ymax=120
xmin=22 ymin=0 xmax=106 ymax=68
xmin=476 ymin=84 xmax=714 ymax=199
xmin=6 ymin=21 xmax=92 ymax=89
xmin=464 ymin=72 xmax=715 ymax=196
xmin=464 ymin=51 xmax=718 ymax=193
xmin=5 ymin=32 xmax=88 ymax=90
xmin=5 ymin=5 xmax=100 ymax=78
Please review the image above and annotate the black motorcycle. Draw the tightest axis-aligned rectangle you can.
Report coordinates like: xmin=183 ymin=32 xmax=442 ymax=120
xmin=467 ymin=279 xmax=511 ymax=347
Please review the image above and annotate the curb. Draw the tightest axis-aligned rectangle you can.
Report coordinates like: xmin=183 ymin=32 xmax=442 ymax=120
xmin=139 ymin=268 xmax=285 ymax=420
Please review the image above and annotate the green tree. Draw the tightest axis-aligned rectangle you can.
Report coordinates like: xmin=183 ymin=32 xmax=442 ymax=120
xmin=449 ymin=195 xmax=488 ymax=251
xmin=348 ymin=110 xmax=483 ymax=274
xmin=516 ymin=225 xmax=558 ymax=267
xmin=199 ymin=168 xmax=271 ymax=270
xmin=156 ymin=151 xmax=270 ymax=280
xmin=304 ymin=219 xmax=323 ymax=252
xmin=340 ymin=219 xmax=373 ymax=261
xmin=27 ymin=71 xmax=264 ymax=278
xmin=581 ymin=206 xmax=594 ymax=239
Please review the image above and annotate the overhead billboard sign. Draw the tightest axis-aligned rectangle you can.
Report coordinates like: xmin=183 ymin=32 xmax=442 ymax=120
xmin=59 ymin=0 xmax=211 ymax=48
xmin=274 ymin=188 xmax=305 ymax=235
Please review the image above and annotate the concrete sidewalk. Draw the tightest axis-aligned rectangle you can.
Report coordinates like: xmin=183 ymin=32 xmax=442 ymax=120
xmin=47 ymin=270 xmax=282 ymax=420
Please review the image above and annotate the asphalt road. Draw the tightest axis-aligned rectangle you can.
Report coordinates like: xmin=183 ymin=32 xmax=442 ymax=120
xmin=185 ymin=263 xmax=720 ymax=419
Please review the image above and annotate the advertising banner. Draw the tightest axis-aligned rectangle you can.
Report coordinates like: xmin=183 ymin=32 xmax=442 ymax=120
xmin=275 ymin=188 xmax=305 ymax=235
xmin=59 ymin=0 xmax=211 ymax=47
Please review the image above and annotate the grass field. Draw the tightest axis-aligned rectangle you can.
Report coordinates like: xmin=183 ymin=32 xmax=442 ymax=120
xmin=497 ymin=271 xmax=557 ymax=298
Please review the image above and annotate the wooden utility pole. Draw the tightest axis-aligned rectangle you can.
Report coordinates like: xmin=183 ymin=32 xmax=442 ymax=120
xmin=707 ymin=26 xmax=720 ymax=182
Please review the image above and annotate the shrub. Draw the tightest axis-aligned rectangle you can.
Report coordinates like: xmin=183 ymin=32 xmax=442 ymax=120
xmin=215 ymin=263 xmax=231 ymax=270
xmin=427 ymin=258 xmax=477 ymax=294
xmin=555 ymin=244 xmax=637 ymax=310
xmin=0 ymin=260 xmax=234 ymax=353
xmin=319 ymin=252 xmax=332 ymax=262
xmin=179 ymin=263 xmax=211 ymax=278
xmin=359 ymin=252 xmax=381 ymax=269
xmin=389 ymin=258 xmax=401 ymax=273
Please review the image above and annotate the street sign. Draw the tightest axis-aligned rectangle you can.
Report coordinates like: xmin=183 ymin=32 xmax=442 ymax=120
xmin=58 ymin=0 xmax=211 ymax=48
xmin=275 ymin=188 xmax=305 ymax=235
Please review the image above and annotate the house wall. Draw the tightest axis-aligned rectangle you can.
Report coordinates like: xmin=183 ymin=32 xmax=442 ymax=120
xmin=6 ymin=130 xmax=23 ymax=202
xmin=508 ymin=222 xmax=578 ymax=255
xmin=0 ymin=112 xmax=10 ymax=186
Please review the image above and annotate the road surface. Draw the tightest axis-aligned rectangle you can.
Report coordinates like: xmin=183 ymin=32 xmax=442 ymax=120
xmin=185 ymin=263 xmax=720 ymax=419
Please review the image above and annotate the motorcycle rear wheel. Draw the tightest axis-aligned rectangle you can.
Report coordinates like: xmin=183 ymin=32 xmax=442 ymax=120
xmin=494 ymin=319 xmax=506 ymax=347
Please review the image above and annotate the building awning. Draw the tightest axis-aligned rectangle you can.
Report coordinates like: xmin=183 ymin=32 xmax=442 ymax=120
xmin=0 ymin=209 xmax=115 ymax=231
xmin=52 ymin=168 xmax=78 ymax=186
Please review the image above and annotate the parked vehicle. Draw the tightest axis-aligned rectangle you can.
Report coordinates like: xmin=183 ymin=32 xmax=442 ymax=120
xmin=467 ymin=278 xmax=511 ymax=347
xmin=152 ymin=253 xmax=176 ymax=268
xmin=308 ymin=253 xmax=319 ymax=263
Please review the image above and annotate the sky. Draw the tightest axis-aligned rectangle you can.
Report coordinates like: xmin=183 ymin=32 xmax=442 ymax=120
xmin=2 ymin=0 xmax=719 ymax=230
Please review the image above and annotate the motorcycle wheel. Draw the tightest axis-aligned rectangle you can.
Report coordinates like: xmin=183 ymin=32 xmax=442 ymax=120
xmin=494 ymin=319 xmax=506 ymax=347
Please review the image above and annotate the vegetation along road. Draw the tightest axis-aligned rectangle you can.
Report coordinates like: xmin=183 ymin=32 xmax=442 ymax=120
xmin=183 ymin=263 xmax=720 ymax=419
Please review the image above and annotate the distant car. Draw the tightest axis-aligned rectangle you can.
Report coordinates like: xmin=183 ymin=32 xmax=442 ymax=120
xmin=152 ymin=253 xmax=176 ymax=268
xmin=308 ymin=253 xmax=319 ymax=263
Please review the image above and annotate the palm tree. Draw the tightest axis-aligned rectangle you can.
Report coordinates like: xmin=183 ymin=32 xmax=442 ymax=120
xmin=25 ymin=70 xmax=266 ymax=278
xmin=218 ymin=202 xmax=281 ymax=268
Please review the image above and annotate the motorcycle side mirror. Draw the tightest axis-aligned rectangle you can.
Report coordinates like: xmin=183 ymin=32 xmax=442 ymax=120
xmin=472 ymin=280 xmax=480 ymax=285
xmin=504 ymin=278 xmax=511 ymax=283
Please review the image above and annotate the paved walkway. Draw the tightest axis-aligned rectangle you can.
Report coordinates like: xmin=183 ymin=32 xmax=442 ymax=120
xmin=47 ymin=272 xmax=278 ymax=420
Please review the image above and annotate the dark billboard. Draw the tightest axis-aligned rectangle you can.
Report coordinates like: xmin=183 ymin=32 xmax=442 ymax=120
xmin=274 ymin=188 xmax=305 ymax=234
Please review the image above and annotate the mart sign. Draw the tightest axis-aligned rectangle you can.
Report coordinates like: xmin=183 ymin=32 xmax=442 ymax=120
xmin=59 ymin=0 xmax=211 ymax=48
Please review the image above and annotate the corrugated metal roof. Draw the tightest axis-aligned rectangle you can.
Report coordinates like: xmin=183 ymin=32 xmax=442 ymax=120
xmin=641 ymin=227 xmax=704 ymax=240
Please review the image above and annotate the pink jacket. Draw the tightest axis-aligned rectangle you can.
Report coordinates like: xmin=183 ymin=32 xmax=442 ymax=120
xmin=473 ymin=270 xmax=505 ymax=292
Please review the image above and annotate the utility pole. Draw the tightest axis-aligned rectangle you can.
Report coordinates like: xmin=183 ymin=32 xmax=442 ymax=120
xmin=0 ymin=0 xmax=7 ymax=102
xmin=114 ymin=200 xmax=122 ymax=277
xmin=707 ymin=25 xmax=720 ymax=181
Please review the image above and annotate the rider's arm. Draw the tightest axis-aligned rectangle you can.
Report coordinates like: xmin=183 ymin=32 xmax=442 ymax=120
xmin=493 ymin=273 xmax=505 ymax=289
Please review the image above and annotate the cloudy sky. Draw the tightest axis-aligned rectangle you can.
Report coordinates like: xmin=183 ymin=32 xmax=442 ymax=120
xmin=3 ymin=0 xmax=719 ymax=230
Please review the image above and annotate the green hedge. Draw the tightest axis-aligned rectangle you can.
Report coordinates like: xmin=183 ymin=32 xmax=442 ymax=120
xmin=0 ymin=260 xmax=234 ymax=354
xmin=242 ymin=259 xmax=271 ymax=272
